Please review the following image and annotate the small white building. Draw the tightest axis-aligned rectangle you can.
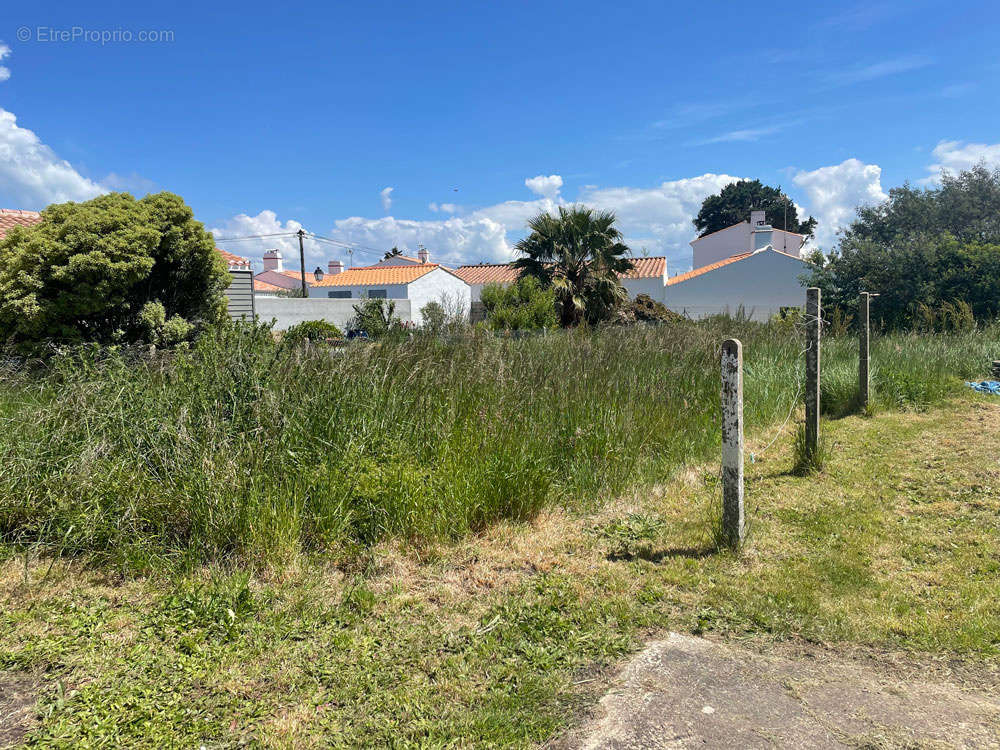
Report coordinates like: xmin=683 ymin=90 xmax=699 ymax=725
xmin=690 ymin=209 xmax=805 ymax=269
xmin=254 ymin=248 xmax=471 ymax=327
xmin=665 ymin=245 xmax=810 ymax=321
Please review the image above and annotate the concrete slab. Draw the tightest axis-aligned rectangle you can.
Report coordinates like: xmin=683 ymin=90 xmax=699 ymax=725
xmin=559 ymin=634 xmax=1000 ymax=749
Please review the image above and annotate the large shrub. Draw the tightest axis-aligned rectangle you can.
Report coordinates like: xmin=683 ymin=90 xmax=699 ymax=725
xmin=283 ymin=319 xmax=344 ymax=345
xmin=0 ymin=192 xmax=228 ymax=348
xmin=481 ymin=276 xmax=558 ymax=331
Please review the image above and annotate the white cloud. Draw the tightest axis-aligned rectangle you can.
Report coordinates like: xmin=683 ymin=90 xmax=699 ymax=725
xmin=0 ymin=108 xmax=105 ymax=207
xmin=380 ymin=186 xmax=394 ymax=213
xmin=825 ymin=55 xmax=932 ymax=86
xmin=524 ymin=174 xmax=563 ymax=200
xmin=217 ymin=173 xmax=746 ymax=273
xmin=923 ymin=140 xmax=1000 ymax=183
xmin=792 ymin=158 xmax=888 ymax=249
xmin=209 ymin=210 xmax=305 ymax=269
xmin=428 ymin=202 xmax=458 ymax=214
xmin=579 ymin=173 xmax=743 ymax=266
xmin=0 ymin=43 xmax=10 ymax=83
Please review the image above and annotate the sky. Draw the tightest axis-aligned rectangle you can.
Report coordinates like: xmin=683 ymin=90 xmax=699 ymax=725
xmin=1 ymin=0 xmax=999 ymax=273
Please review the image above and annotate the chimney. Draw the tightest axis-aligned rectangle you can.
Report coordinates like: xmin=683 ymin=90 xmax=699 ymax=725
xmin=328 ymin=259 xmax=344 ymax=275
xmin=417 ymin=246 xmax=430 ymax=264
xmin=263 ymin=248 xmax=283 ymax=272
xmin=750 ymin=209 xmax=772 ymax=251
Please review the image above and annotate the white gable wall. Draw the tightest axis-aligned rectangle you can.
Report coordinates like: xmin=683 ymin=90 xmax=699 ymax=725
xmin=407 ymin=267 xmax=472 ymax=320
xmin=666 ymin=249 xmax=809 ymax=321
xmin=690 ymin=223 xmax=805 ymax=269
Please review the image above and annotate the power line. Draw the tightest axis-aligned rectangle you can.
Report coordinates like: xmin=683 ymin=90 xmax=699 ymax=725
xmin=214 ymin=232 xmax=299 ymax=242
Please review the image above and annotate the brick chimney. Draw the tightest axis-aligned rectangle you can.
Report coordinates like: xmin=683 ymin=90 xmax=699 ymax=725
xmin=263 ymin=248 xmax=284 ymax=272
xmin=417 ymin=246 xmax=430 ymax=264
xmin=328 ymin=259 xmax=344 ymax=274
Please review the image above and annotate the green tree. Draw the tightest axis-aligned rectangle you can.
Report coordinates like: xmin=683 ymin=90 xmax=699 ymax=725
xmin=351 ymin=298 xmax=404 ymax=339
xmin=0 ymin=192 xmax=228 ymax=348
xmin=842 ymin=164 xmax=1000 ymax=247
xmin=513 ymin=206 xmax=634 ymax=327
xmin=480 ymin=276 xmax=558 ymax=331
xmin=694 ymin=179 xmax=816 ymax=239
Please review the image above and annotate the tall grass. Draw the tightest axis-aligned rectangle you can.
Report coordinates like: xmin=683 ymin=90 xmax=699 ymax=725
xmin=0 ymin=319 xmax=994 ymax=569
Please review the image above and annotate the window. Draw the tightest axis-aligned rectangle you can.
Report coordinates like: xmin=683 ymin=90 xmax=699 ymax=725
xmin=367 ymin=289 xmax=388 ymax=299
xmin=327 ymin=290 xmax=351 ymax=299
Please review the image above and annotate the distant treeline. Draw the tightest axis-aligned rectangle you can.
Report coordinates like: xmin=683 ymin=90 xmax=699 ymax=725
xmin=808 ymin=165 xmax=1000 ymax=331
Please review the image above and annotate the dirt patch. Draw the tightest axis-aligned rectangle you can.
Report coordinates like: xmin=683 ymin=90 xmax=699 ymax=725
xmin=557 ymin=633 xmax=1000 ymax=749
xmin=0 ymin=672 xmax=39 ymax=749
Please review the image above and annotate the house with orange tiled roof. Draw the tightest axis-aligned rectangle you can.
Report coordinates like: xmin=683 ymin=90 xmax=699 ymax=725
xmin=453 ymin=256 xmax=670 ymax=305
xmin=253 ymin=246 xmax=471 ymax=323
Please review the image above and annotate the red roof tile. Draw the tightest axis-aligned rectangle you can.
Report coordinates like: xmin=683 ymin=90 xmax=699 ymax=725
xmin=218 ymin=248 xmax=252 ymax=270
xmin=0 ymin=209 xmax=42 ymax=239
xmin=279 ymin=264 xmax=439 ymax=287
xmin=666 ymin=253 xmax=753 ymax=285
xmin=454 ymin=257 xmax=666 ymax=285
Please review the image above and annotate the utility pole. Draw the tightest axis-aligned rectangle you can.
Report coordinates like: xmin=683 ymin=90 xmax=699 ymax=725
xmin=297 ymin=229 xmax=308 ymax=297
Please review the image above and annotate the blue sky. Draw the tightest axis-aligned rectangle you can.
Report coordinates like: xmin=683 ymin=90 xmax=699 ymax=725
xmin=1 ymin=0 xmax=999 ymax=271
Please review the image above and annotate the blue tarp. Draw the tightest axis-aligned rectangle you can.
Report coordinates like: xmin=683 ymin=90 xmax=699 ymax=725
xmin=966 ymin=380 xmax=1000 ymax=395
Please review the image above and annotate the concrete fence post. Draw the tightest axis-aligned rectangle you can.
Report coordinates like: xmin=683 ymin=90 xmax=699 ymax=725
xmin=859 ymin=292 xmax=870 ymax=410
xmin=805 ymin=287 xmax=821 ymax=458
xmin=721 ymin=338 xmax=744 ymax=547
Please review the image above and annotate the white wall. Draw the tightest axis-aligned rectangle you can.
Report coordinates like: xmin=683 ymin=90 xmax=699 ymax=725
xmin=317 ymin=283 xmax=408 ymax=299
xmin=690 ymin=223 xmax=804 ymax=269
xmin=256 ymin=297 xmax=414 ymax=330
xmin=621 ymin=276 xmax=668 ymax=304
xmin=665 ymin=249 xmax=809 ymax=321
xmin=406 ymin=267 xmax=472 ymax=321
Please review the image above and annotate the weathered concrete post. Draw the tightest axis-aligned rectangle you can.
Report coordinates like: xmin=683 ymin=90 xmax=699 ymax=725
xmin=805 ymin=287 xmax=821 ymax=458
xmin=859 ymin=292 xmax=870 ymax=410
xmin=721 ymin=338 xmax=744 ymax=547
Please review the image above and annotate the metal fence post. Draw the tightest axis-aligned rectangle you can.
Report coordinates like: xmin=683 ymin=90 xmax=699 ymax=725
xmin=859 ymin=291 xmax=870 ymax=410
xmin=721 ymin=338 xmax=744 ymax=547
xmin=805 ymin=288 xmax=821 ymax=458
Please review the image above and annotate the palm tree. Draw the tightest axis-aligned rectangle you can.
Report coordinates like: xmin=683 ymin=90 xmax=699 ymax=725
xmin=513 ymin=206 xmax=634 ymax=327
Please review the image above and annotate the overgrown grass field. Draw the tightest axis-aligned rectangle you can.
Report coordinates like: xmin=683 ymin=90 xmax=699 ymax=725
xmin=0 ymin=319 xmax=994 ymax=570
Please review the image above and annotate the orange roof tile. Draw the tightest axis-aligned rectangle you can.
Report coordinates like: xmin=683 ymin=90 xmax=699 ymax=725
xmin=253 ymin=278 xmax=286 ymax=293
xmin=0 ymin=209 xmax=42 ymax=239
xmin=666 ymin=253 xmax=753 ymax=285
xmin=280 ymin=264 xmax=438 ymax=287
xmin=452 ymin=264 xmax=523 ymax=285
xmin=218 ymin=248 xmax=252 ymax=269
xmin=454 ymin=257 xmax=666 ymax=285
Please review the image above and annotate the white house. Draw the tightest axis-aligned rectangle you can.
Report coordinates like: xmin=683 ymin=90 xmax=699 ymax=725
xmin=690 ymin=209 xmax=805 ymax=269
xmin=665 ymin=246 xmax=810 ymax=321
xmin=252 ymin=248 xmax=472 ymax=328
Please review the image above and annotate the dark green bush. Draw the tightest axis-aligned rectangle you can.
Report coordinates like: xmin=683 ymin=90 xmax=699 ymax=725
xmin=283 ymin=319 xmax=344 ymax=345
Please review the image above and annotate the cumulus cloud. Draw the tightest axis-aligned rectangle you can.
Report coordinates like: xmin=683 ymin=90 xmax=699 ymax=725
xmin=524 ymin=174 xmax=563 ymax=200
xmin=792 ymin=158 xmax=888 ymax=249
xmin=923 ymin=140 xmax=1000 ymax=183
xmin=380 ymin=186 xmax=394 ymax=213
xmin=0 ymin=108 xmax=105 ymax=207
xmin=216 ymin=173 xmax=748 ymax=272
xmin=0 ymin=43 xmax=10 ymax=83
xmin=579 ymin=173 xmax=743 ymax=266
xmin=209 ymin=210 xmax=305 ymax=269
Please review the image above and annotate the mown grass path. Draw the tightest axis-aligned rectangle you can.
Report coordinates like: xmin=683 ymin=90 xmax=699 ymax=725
xmin=2 ymin=394 xmax=999 ymax=747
